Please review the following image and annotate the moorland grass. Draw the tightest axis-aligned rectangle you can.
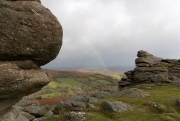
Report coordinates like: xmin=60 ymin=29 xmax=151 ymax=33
xmin=43 ymin=84 xmax=180 ymax=121
xmin=56 ymin=78 xmax=84 ymax=87
xmin=97 ymin=79 xmax=110 ymax=84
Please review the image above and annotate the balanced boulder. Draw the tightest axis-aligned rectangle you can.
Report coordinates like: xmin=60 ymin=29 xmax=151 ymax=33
xmin=0 ymin=0 xmax=62 ymax=117
xmin=0 ymin=0 xmax=63 ymax=66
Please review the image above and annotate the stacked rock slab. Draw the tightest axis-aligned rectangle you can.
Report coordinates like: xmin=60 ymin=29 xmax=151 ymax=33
xmin=119 ymin=50 xmax=180 ymax=88
xmin=0 ymin=0 xmax=62 ymax=116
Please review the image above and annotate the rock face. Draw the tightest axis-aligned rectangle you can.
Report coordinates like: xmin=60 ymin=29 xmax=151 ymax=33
xmin=119 ymin=50 xmax=180 ymax=88
xmin=101 ymin=101 xmax=134 ymax=113
xmin=0 ymin=0 xmax=62 ymax=66
xmin=0 ymin=0 xmax=62 ymax=116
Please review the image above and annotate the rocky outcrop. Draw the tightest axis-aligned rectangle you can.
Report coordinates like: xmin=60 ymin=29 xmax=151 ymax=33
xmin=0 ymin=0 xmax=62 ymax=66
xmin=0 ymin=0 xmax=62 ymax=117
xmin=119 ymin=50 xmax=180 ymax=88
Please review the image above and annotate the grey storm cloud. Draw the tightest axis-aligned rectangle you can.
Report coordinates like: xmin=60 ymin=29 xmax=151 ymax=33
xmin=41 ymin=0 xmax=180 ymax=68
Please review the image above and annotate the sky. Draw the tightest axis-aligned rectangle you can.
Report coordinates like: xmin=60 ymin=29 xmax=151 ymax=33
xmin=41 ymin=0 xmax=180 ymax=69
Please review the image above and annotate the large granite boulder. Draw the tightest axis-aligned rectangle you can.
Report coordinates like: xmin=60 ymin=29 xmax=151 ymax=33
xmin=135 ymin=50 xmax=162 ymax=67
xmin=101 ymin=101 xmax=134 ymax=113
xmin=0 ymin=0 xmax=62 ymax=117
xmin=0 ymin=62 xmax=51 ymax=115
xmin=0 ymin=0 xmax=63 ymax=66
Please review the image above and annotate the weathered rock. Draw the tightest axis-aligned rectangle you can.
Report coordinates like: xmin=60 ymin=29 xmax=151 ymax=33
xmin=148 ymin=74 xmax=171 ymax=83
xmin=136 ymin=63 xmax=150 ymax=67
xmin=137 ymin=50 xmax=152 ymax=57
xmin=64 ymin=94 xmax=90 ymax=103
xmin=87 ymin=103 xmax=99 ymax=111
xmin=172 ymin=80 xmax=180 ymax=86
xmin=161 ymin=59 xmax=178 ymax=63
xmin=14 ymin=95 xmax=39 ymax=107
xmin=0 ymin=62 xmax=51 ymax=115
xmin=135 ymin=50 xmax=163 ymax=66
xmin=150 ymin=102 xmax=174 ymax=113
xmin=0 ymin=0 xmax=62 ymax=66
xmin=7 ymin=0 xmax=41 ymax=3
xmin=53 ymin=101 xmax=85 ymax=115
xmin=92 ymin=91 xmax=109 ymax=98
xmin=118 ymin=81 xmax=131 ymax=88
xmin=0 ymin=107 xmax=35 ymax=121
xmin=23 ymin=105 xmax=50 ymax=117
xmin=101 ymin=101 xmax=134 ymax=113
xmin=62 ymin=112 xmax=86 ymax=121
xmin=176 ymin=98 xmax=180 ymax=106
xmin=133 ymin=84 xmax=155 ymax=89
xmin=133 ymin=67 xmax=168 ymax=82
xmin=88 ymin=97 xmax=98 ymax=104
xmin=111 ymin=88 xmax=148 ymax=98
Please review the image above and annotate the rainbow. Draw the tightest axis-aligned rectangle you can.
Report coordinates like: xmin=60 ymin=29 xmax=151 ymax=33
xmin=82 ymin=36 xmax=107 ymax=69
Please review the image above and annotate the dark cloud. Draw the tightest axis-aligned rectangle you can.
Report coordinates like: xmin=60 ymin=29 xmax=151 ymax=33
xmin=41 ymin=0 xmax=180 ymax=68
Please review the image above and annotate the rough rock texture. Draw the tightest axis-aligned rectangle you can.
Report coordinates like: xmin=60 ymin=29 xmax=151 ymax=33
xmin=0 ymin=0 xmax=63 ymax=66
xmin=0 ymin=62 xmax=51 ymax=115
xmin=119 ymin=50 xmax=180 ymax=88
xmin=101 ymin=101 xmax=134 ymax=113
xmin=0 ymin=0 xmax=62 ymax=117
xmin=62 ymin=112 xmax=86 ymax=121
xmin=111 ymin=88 xmax=148 ymax=98
xmin=53 ymin=101 xmax=85 ymax=115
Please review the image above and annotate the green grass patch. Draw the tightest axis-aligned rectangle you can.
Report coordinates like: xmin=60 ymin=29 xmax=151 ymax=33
xmin=45 ymin=80 xmax=60 ymax=88
xmin=57 ymin=78 xmax=84 ymax=87
xmin=97 ymin=80 xmax=110 ymax=84
xmin=85 ymin=84 xmax=180 ymax=121
xmin=88 ymin=77 xmax=98 ymax=80
xmin=40 ymin=93 xmax=55 ymax=98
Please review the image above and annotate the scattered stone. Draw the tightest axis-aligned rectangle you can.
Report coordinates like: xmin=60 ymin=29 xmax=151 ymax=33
xmin=64 ymin=94 xmax=90 ymax=103
xmin=150 ymin=102 xmax=174 ymax=113
xmin=53 ymin=101 xmax=85 ymax=115
xmin=176 ymin=98 xmax=180 ymax=106
xmin=89 ymin=97 xmax=98 ymax=104
xmin=62 ymin=112 xmax=86 ymax=121
xmin=92 ymin=91 xmax=109 ymax=98
xmin=101 ymin=101 xmax=134 ymax=113
xmin=23 ymin=105 xmax=50 ymax=117
xmin=87 ymin=103 xmax=100 ymax=111
xmin=133 ymin=84 xmax=155 ymax=89
xmin=111 ymin=88 xmax=148 ymax=98
xmin=172 ymin=80 xmax=180 ymax=86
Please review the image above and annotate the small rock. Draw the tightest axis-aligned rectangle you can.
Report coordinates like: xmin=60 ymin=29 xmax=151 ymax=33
xmin=62 ymin=111 xmax=86 ymax=121
xmin=101 ymin=101 xmax=134 ymax=113
xmin=176 ymin=98 xmax=180 ymax=106
xmin=111 ymin=88 xmax=148 ymax=98
xmin=133 ymin=84 xmax=155 ymax=89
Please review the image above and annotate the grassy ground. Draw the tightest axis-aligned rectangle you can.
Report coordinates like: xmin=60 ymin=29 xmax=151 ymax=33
xmin=44 ymin=84 xmax=180 ymax=121
xmin=56 ymin=78 xmax=84 ymax=87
